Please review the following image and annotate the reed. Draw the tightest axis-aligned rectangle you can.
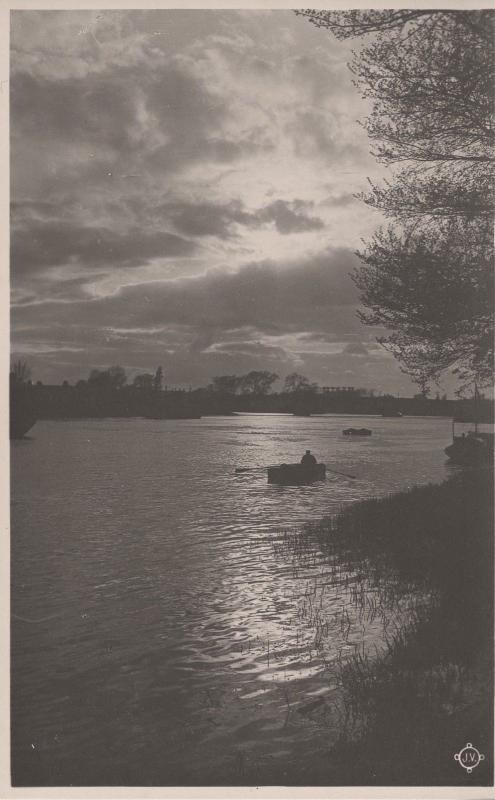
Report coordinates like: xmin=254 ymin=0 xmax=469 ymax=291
xmin=276 ymin=468 xmax=493 ymax=785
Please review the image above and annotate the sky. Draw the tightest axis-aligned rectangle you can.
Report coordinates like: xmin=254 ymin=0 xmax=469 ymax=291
xmin=11 ymin=9 xmax=430 ymax=394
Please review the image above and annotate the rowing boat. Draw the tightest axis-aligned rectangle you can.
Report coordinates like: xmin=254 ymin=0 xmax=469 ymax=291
xmin=267 ymin=463 xmax=326 ymax=485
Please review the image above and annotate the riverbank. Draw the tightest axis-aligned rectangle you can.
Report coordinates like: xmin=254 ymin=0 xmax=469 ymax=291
xmin=280 ymin=468 xmax=493 ymax=785
xmin=12 ymin=380 xmax=494 ymax=426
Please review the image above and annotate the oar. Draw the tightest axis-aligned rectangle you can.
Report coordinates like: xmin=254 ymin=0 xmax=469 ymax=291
xmin=235 ymin=464 xmax=357 ymax=479
xmin=325 ymin=466 xmax=357 ymax=479
xmin=235 ymin=465 xmax=278 ymax=473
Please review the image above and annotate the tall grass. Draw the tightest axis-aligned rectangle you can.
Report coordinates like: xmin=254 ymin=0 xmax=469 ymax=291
xmin=279 ymin=469 xmax=493 ymax=785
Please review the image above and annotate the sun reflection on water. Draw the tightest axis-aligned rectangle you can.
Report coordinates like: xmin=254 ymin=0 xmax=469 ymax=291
xmin=11 ymin=413 xmax=453 ymax=782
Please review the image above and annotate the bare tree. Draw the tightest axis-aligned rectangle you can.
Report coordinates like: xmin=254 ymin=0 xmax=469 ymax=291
xmin=10 ymin=360 xmax=32 ymax=385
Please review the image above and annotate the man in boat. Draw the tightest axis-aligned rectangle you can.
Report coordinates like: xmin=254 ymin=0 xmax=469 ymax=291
xmin=301 ymin=449 xmax=317 ymax=467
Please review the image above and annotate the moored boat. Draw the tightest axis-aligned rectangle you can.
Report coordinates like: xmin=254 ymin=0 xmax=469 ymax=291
xmin=445 ymin=432 xmax=493 ymax=465
xmin=343 ymin=427 xmax=372 ymax=436
xmin=10 ymin=384 xmax=38 ymax=439
xmin=445 ymin=384 xmax=494 ymax=466
xmin=10 ymin=410 xmax=37 ymax=439
xmin=267 ymin=463 xmax=326 ymax=485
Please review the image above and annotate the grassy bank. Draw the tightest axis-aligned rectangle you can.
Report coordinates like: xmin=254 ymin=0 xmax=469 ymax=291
xmin=283 ymin=469 xmax=493 ymax=785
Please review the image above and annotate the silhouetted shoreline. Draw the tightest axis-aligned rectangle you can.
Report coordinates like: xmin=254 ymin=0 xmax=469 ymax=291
xmin=11 ymin=381 xmax=495 ymax=428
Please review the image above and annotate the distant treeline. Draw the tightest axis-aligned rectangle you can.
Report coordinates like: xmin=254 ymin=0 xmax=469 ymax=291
xmin=10 ymin=363 xmax=495 ymax=422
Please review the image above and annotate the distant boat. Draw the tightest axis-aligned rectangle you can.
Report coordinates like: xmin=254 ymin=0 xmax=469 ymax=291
xmin=267 ymin=463 xmax=326 ymax=485
xmin=293 ymin=411 xmax=311 ymax=417
xmin=445 ymin=383 xmax=493 ymax=465
xmin=343 ymin=427 xmax=372 ymax=436
xmin=382 ymin=410 xmax=403 ymax=417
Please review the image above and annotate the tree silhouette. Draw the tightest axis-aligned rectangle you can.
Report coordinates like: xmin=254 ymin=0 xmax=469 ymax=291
xmin=133 ymin=373 xmax=154 ymax=391
xmin=284 ymin=373 xmax=310 ymax=393
xmin=10 ymin=360 xmax=32 ymax=386
xmin=88 ymin=366 xmax=127 ymax=390
xmin=153 ymin=366 xmax=163 ymax=392
xmin=298 ymin=10 xmax=494 ymax=390
xmin=211 ymin=375 xmax=242 ymax=395
xmin=240 ymin=371 xmax=279 ymax=395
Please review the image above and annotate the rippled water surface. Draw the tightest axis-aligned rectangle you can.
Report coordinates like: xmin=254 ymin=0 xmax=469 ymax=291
xmin=11 ymin=414 xmax=455 ymax=784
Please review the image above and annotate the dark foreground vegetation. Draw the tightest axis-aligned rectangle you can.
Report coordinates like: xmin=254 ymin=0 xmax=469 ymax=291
xmin=282 ymin=469 xmax=493 ymax=785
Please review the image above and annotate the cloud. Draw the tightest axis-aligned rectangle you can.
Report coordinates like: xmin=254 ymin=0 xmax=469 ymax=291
xmin=13 ymin=247 xmax=359 ymax=337
xmin=297 ymin=331 xmax=340 ymax=343
xmin=10 ymin=243 xmax=413 ymax=392
xmin=11 ymin=10 xmax=410 ymax=390
xmin=343 ymin=342 xmax=370 ymax=356
xmin=257 ymin=200 xmax=324 ymax=234
xmin=11 ymin=219 xmax=196 ymax=276
xmin=158 ymin=200 xmax=252 ymax=239
xmin=10 ymin=12 xmax=286 ymax=201
xmin=160 ymin=198 xmax=324 ymax=239
xmin=322 ymin=192 xmax=357 ymax=208
xmin=11 ymin=60 xmax=235 ymax=185
xmin=206 ymin=340 xmax=288 ymax=360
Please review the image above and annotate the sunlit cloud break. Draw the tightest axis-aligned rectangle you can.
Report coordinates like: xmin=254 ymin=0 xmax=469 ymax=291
xmin=11 ymin=9 xmax=417 ymax=393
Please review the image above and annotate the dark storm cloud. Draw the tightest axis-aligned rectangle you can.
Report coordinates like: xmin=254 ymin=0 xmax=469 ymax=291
xmin=11 ymin=71 xmax=136 ymax=151
xmin=161 ymin=201 xmax=254 ymax=239
xmin=11 ymin=62 xmax=223 ymax=164
xmin=257 ymin=200 xmax=324 ymax=234
xmin=161 ymin=198 xmax=324 ymax=239
xmin=11 ymin=196 xmax=323 ymax=287
xmin=13 ymin=248 xmax=359 ymax=336
xmin=10 ymin=38 xmax=275 ymax=203
xmin=11 ymin=219 xmax=196 ymax=275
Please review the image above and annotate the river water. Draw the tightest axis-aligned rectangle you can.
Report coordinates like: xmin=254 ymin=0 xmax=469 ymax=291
xmin=11 ymin=414 xmax=456 ymax=785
